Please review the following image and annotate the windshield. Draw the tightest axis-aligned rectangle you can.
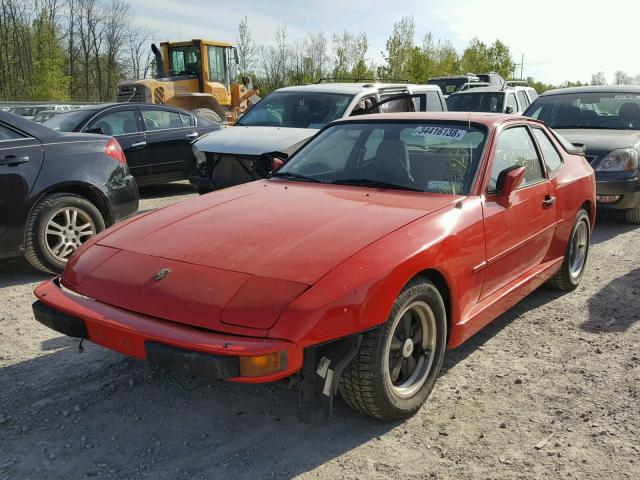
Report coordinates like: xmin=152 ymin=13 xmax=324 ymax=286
xmin=43 ymin=109 xmax=93 ymax=132
xmin=237 ymin=91 xmax=353 ymax=128
xmin=525 ymin=92 xmax=640 ymax=130
xmin=447 ymin=92 xmax=505 ymax=113
xmin=426 ymin=78 xmax=468 ymax=95
xmin=275 ymin=122 xmax=487 ymax=194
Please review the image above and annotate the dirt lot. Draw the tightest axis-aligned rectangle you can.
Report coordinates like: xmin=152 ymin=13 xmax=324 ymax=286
xmin=1 ymin=182 xmax=638 ymax=480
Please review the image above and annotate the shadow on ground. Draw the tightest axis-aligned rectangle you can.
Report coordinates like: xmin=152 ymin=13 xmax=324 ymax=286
xmin=0 ymin=257 xmax=50 ymax=289
xmin=582 ymin=267 xmax=640 ymax=333
xmin=591 ymin=210 xmax=638 ymax=245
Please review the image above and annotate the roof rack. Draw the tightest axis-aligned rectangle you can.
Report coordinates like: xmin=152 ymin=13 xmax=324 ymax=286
xmin=315 ymin=77 xmax=409 ymax=84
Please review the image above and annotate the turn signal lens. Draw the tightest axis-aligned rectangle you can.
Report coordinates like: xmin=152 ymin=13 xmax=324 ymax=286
xmin=239 ymin=352 xmax=286 ymax=377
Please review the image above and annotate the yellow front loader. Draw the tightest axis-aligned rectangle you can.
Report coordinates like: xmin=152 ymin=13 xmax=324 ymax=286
xmin=117 ymin=39 xmax=259 ymax=124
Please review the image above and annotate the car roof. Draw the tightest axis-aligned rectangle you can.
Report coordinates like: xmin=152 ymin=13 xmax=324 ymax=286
xmin=0 ymin=110 xmax=63 ymax=138
xmin=332 ymin=111 xmax=533 ymax=127
xmin=274 ymin=83 xmax=440 ymax=95
xmin=541 ymin=85 xmax=640 ymax=96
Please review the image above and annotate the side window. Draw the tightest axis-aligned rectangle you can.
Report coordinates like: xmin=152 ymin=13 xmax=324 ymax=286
xmin=88 ymin=110 xmax=139 ymax=136
xmin=379 ymin=95 xmax=413 ymax=113
xmin=517 ymin=91 xmax=529 ymax=109
xmin=141 ymin=109 xmax=185 ymax=131
xmin=0 ymin=124 xmax=26 ymax=141
xmin=533 ymin=128 xmax=563 ymax=174
xmin=488 ymin=126 xmax=544 ymax=192
xmin=426 ymin=91 xmax=443 ymax=112
xmin=179 ymin=113 xmax=196 ymax=127
xmin=506 ymin=93 xmax=518 ymax=112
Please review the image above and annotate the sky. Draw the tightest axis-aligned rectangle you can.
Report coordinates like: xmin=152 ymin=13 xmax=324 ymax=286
xmin=130 ymin=0 xmax=640 ymax=85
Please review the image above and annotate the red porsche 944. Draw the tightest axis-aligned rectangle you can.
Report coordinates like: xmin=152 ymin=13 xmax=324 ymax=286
xmin=33 ymin=113 xmax=595 ymax=420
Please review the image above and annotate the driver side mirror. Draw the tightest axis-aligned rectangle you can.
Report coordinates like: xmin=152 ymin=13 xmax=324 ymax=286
xmin=271 ymin=157 xmax=285 ymax=172
xmin=496 ymin=165 xmax=525 ymax=208
xmin=505 ymin=106 xmax=514 ymax=114
xmin=85 ymin=127 xmax=104 ymax=135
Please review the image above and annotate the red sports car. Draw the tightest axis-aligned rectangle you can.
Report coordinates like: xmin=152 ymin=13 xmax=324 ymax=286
xmin=33 ymin=113 xmax=595 ymax=420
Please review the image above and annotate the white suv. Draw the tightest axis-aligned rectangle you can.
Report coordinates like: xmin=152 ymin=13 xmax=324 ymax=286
xmin=190 ymin=81 xmax=447 ymax=192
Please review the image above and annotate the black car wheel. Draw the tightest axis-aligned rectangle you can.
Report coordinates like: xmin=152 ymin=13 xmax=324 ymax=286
xmin=624 ymin=206 xmax=640 ymax=224
xmin=25 ymin=193 xmax=105 ymax=274
xmin=547 ymin=209 xmax=590 ymax=291
xmin=339 ymin=279 xmax=447 ymax=420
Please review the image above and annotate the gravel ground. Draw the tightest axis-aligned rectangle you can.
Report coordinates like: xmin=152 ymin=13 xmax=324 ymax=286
xmin=0 ymin=182 xmax=638 ymax=480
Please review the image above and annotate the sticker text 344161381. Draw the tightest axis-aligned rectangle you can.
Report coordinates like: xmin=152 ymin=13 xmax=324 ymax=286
xmin=411 ymin=126 xmax=467 ymax=140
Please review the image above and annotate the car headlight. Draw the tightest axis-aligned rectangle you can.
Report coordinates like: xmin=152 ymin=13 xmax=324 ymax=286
xmin=193 ymin=145 xmax=207 ymax=165
xmin=596 ymin=148 xmax=639 ymax=172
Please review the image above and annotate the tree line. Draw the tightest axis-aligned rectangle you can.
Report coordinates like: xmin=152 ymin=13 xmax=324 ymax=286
xmin=0 ymin=4 xmax=633 ymax=102
xmin=0 ymin=0 xmax=152 ymax=102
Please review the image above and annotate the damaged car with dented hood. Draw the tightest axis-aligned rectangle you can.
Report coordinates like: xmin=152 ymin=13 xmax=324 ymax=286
xmin=190 ymin=81 xmax=448 ymax=193
xmin=33 ymin=112 xmax=595 ymax=420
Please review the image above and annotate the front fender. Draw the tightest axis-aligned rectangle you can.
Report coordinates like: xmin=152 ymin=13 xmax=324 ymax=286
xmin=269 ymin=197 xmax=486 ymax=349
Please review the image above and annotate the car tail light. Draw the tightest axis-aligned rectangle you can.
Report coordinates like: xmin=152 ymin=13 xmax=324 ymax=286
xmin=105 ymin=138 xmax=127 ymax=165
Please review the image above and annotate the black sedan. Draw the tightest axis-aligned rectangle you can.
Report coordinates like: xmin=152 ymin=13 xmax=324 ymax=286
xmin=0 ymin=111 xmax=138 ymax=273
xmin=43 ymin=103 xmax=221 ymax=186
xmin=525 ymin=86 xmax=640 ymax=224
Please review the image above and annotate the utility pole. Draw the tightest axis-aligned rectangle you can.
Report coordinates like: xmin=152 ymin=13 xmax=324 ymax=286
xmin=513 ymin=54 xmax=525 ymax=80
xmin=520 ymin=54 xmax=524 ymax=80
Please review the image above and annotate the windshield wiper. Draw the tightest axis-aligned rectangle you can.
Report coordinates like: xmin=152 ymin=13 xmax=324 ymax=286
xmin=270 ymin=171 xmax=326 ymax=183
xmin=329 ymin=178 xmax=423 ymax=192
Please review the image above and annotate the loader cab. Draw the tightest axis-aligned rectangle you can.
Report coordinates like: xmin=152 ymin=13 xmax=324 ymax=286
xmin=163 ymin=40 xmax=237 ymax=91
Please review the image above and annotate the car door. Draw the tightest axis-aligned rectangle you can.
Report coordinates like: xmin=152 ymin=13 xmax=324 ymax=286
xmin=480 ymin=125 xmax=556 ymax=299
xmin=84 ymin=108 xmax=149 ymax=179
xmin=0 ymin=123 xmax=44 ymax=254
xmin=140 ymin=107 xmax=199 ymax=180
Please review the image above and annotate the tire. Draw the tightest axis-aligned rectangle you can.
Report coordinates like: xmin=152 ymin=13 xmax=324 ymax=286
xmin=339 ymin=279 xmax=447 ymax=420
xmin=624 ymin=207 xmax=640 ymax=224
xmin=192 ymin=107 xmax=224 ymax=124
xmin=547 ymin=209 xmax=590 ymax=291
xmin=24 ymin=193 xmax=106 ymax=274
xmin=197 ymin=187 xmax=213 ymax=195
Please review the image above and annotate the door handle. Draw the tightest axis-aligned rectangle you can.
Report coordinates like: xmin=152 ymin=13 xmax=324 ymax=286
xmin=542 ymin=195 xmax=556 ymax=208
xmin=0 ymin=155 xmax=29 ymax=166
xmin=131 ymin=141 xmax=147 ymax=148
xmin=185 ymin=132 xmax=198 ymax=139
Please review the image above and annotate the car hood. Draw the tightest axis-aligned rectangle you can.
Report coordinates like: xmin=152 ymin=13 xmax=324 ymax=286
xmin=96 ymin=181 xmax=459 ymax=285
xmin=555 ymin=128 xmax=640 ymax=153
xmin=193 ymin=126 xmax=316 ymax=156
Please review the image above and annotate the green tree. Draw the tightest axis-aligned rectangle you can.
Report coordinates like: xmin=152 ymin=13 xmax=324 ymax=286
xmin=29 ymin=10 xmax=69 ymax=100
xmin=460 ymin=37 xmax=514 ymax=79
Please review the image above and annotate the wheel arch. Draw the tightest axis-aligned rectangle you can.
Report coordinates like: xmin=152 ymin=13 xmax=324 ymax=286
xmin=28 ymin=182 xmax=112 ymax=229
xmin=580 ymin=198 xmax=595 ymax=227
xmin=407 ymin=268 xmax=452 ymax=340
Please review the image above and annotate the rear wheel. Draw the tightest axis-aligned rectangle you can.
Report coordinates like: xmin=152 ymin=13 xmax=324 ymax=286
xmin=192 ymin=107 xmax=224 ymax=124
xmin=24 ymin=193 xmax=105 ymax=274
xmin=339 ymin=279 xmax=447 ymax=420
xmin=548 ymin=209 xmax=590 ymax=291
xmin=624 ymin=206 xmax=640 ymax=224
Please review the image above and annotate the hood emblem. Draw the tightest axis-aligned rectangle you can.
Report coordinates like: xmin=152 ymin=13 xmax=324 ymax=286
xmin=154 ymin=268 xmax=171 ymax=281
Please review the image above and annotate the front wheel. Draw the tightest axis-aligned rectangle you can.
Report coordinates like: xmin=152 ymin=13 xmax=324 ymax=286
xmin=339 ymin=279 xmax=447 ymax=420
xmin=547 ymin=209 xmax=590 ymax=291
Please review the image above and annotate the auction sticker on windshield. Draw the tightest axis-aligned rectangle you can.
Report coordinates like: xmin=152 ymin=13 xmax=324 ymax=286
xmin=412 ymin=126 xmax=467 ymax=140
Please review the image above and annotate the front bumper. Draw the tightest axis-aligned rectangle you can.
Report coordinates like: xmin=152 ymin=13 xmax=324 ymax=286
xmin=33 ymin=278 xmax=302 ymax=383
xmin=595 ymin=176 xmax=640 ymax=210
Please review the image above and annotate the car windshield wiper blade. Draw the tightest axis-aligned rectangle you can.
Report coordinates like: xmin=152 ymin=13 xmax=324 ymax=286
xmin=270 ymin=171 xmax=326 ymax=183
xmin=329 ymin=178 xmax=423 ymax=192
